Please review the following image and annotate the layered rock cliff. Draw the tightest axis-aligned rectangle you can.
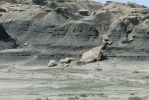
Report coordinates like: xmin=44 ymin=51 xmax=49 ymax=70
xmin=0 ymin=0 xmax=148 ymax=61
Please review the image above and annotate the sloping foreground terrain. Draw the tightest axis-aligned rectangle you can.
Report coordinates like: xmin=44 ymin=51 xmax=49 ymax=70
xmin=0 ymin=0 xmax=149 ymax=100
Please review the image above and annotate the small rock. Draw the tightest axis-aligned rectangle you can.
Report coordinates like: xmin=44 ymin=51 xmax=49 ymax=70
xmin=63 ymin=64 xmax=69 ymax=67
xmin=48 ymin=60 xmax=57 ymax=67
xmin=8 ymin=19 xmax=13 ymax=23
xmin=102 ymin=35 xmax=112 ymax=46
xmin=60 ymin=57 xmax=75 ymax=64
xmin=78 ymin=9 xmax=89 ymax=16
xmin=24 ymin=42 xmax=29 ymax=46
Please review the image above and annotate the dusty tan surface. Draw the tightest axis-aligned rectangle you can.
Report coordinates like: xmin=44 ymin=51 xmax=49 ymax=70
xmin=0 ymin=58 xmax=149 ymax=100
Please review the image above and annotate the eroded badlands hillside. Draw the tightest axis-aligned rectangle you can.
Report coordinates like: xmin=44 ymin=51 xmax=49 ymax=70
xmin=0 ymin=0 xmax=149 ymax=63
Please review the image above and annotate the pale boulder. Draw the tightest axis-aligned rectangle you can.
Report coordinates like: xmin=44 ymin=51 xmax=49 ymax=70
xmin=60 ymin=57 xmax=75 ymax=64
xmin=81 ymin=47 xmax=103 ymax=63
xmin=48 ymin=60 xmax=57 ymax=67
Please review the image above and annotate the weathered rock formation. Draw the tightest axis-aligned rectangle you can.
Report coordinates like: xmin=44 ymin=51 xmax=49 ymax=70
xmin=0 ymin=0 xmax=148 ymax=63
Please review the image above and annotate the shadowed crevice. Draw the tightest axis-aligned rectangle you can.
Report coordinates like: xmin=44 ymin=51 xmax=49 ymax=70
xmin=0 ymin=24 xmax=11 ymax=41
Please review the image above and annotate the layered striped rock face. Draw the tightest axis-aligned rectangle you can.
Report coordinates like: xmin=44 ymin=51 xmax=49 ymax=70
xmin=0 ymin=0 xmax=97 ymax=4
xmin=0 ymin=1 xmax=149 ymax=62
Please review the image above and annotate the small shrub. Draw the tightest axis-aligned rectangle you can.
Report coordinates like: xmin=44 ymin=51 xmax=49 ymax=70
xmin=67 ymin=96 xmax=79 ymax=100
xmin=32 ymin=0 xmax=46 ymax=5
xmin=128 ymin=96 xmax=145 ymax=100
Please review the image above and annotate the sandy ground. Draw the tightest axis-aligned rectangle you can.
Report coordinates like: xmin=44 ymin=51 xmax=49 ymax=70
xmin=0 ymin=58 xmax=149 ymax=100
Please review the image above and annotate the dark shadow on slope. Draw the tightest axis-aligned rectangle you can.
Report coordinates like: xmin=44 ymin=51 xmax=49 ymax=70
xmin=0 ymin=24 xmax=18 ymax=48
xmin=0 ymin=24 xmax=11 ymax=41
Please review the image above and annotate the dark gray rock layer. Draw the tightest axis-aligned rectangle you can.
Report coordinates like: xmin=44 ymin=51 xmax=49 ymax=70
xmin=0 ymin=1 xmax=148 ymax=61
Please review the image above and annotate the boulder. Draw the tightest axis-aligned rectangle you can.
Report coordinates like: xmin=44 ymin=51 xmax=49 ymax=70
xmin=48 ymin=60 xmax=57 ymax=67
xmin=81 ymin=47 xmax=103 ymax=63
xmin=60 ymin=57 xmax=75 ymax=64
